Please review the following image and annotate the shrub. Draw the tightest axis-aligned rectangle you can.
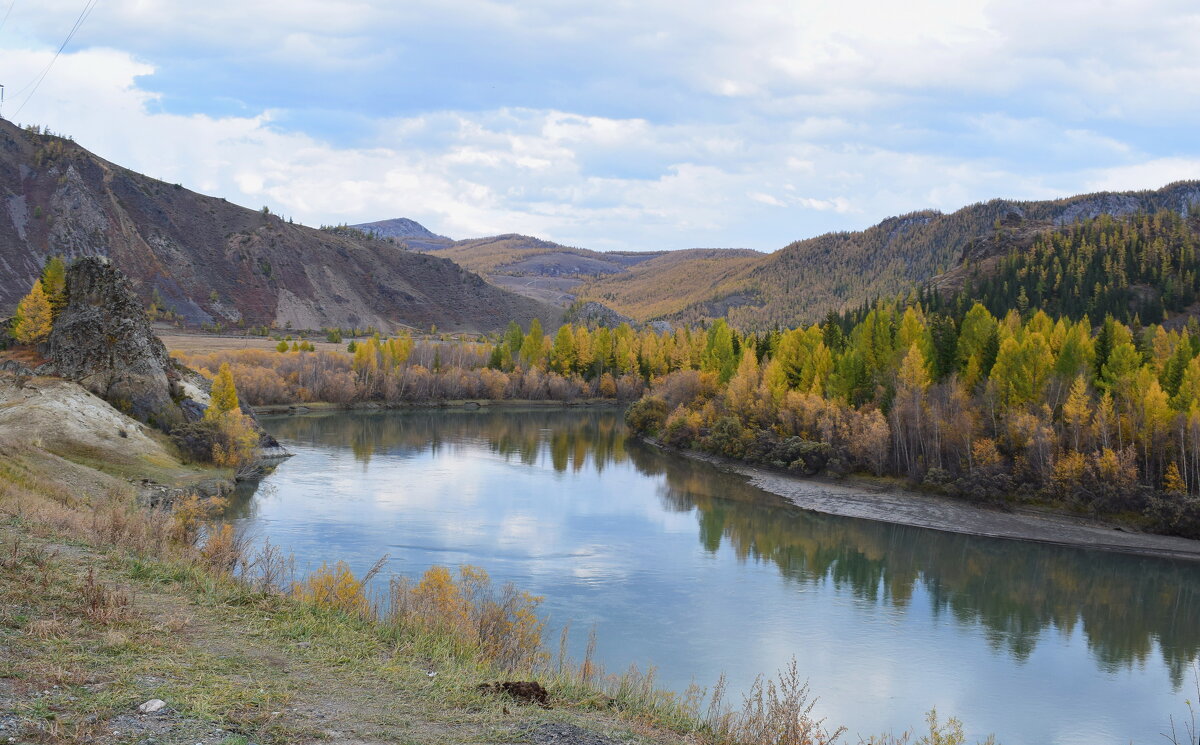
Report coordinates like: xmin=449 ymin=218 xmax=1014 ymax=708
xmin=625 ymin=396 xmax=669 ymax=435
xmin=704 ymin=416 xmax=750 ymax=459
xmin=662 ymin=407 xmax=702 ymax=448
xmin=388 ymin=564 xmax=545 ymax=671
xmin=1146 ymin=494 xmax=1200 ymax=539
xmin=292 ymin=560 xmax=372 ymax=616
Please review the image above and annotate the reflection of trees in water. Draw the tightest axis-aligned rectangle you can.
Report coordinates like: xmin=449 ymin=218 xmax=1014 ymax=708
xmin=625 ymin=440 xmax=1200 ymax=685
xmin=262 ymin=408 xmax=629 ymax=473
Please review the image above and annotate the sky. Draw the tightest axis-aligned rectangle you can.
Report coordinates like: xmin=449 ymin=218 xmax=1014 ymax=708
xmin=1 ymin=0 xmax=1199 ymax=252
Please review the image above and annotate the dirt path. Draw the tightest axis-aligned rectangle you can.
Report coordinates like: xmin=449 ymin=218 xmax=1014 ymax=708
xmin=679 ymin=449 xmax=1200 ymax=562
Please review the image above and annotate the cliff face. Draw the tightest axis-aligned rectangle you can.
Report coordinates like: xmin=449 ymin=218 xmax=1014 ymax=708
xmin=47 ymin=257 xmax=179 ymax=428
xmin=0 ymin=120 xmax=561 ymax=333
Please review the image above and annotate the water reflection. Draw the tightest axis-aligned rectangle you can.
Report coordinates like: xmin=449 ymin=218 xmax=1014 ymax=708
xmin=244 ymin=407 xmax=1200 ymax=691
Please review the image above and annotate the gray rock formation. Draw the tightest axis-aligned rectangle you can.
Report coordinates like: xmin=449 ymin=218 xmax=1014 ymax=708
xmin=564 ymin=301 xmax=635 ymax=329
xmin=45 ymin=257 xmax=289 ymax=463
xmin=47 ymin=257 xmax=182 ymax=429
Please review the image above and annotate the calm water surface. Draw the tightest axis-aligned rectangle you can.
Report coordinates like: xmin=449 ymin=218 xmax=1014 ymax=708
xmin=230 ymin=408 xmax=1200 ymax=745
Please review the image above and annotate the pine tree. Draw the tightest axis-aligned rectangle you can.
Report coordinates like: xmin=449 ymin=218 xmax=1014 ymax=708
xmin=39 ymin=256 xmax=67 ymax=320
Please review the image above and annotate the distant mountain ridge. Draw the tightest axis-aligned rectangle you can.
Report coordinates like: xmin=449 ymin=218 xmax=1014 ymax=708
xmin=369 ymin=182 xmax=1200 ymax=330
xmin=392 ymin=233 xmax=675 ymax=307
xmin=575 ymin=181 xmax=1200 ymax=329
xmin=352 ymin=217 xmax=447 ymax=241
xmin=0 ymin=120 xmax=561 ymax=333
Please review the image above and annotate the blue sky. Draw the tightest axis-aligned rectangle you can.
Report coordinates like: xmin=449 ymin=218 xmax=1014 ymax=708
xmin=2 ymin=0 xmax=1199 ymax=251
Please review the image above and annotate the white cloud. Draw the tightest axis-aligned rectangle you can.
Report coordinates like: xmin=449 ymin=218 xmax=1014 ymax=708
xmin=1085 ymin=159 xmax=1200 ymax=193
xmin=2 ymin=0 xmax=1198 ymax=252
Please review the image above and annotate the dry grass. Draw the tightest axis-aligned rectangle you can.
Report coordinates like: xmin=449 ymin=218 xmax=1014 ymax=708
xmin=25 ymin=615 xmax=71 ymax=639
xmin=1162 ymin=663 xmax=1199 ymax=745
xmin=704 ymin=660 xmax=845 ymax=745
xmin=79 ymin=567 xmax=134 ymax=625
xmin=159 ymin=332 xmax=350 ymax=357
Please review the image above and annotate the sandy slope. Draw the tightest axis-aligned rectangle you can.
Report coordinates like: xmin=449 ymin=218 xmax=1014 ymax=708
xmin=0 ymin=372 xmax=211 ymax=486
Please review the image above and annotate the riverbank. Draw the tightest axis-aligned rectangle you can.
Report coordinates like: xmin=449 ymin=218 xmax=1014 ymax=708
xmin=652 ymin=441 xmax=1200 ymax=562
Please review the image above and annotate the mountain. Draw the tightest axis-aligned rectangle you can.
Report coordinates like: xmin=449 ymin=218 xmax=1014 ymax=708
xmin=351 ymin=217 xmax=448 ymax=244
xmin=398 ymin=233 xmax=669 ymax=306
xmin=0 ymin=120 xmax=561 ymax=333
xmin=577 ymin=182 xmax=1200 ymax=329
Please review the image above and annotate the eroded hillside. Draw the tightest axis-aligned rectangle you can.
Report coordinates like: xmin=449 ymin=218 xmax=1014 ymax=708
xmin=0 ymin=120 xmax=561 ymax=333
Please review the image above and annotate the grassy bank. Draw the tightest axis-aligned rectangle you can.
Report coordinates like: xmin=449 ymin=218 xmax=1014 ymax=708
xmin=0 ymin=438 xmax=724 ymax=744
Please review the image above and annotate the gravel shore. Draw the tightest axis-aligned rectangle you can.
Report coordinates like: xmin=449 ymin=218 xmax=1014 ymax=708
xmin=676 ymin=447 xmax=1200 ymax=562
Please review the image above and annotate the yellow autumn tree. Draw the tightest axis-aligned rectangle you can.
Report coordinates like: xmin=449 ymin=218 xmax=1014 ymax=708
xmin=1061 ymin=375 xmax=1092 ymax=452
xmin=1164 ymin=462 xmax=1187 ymax=494
xmin=205 ymin=363 xmax=258 ymax=468
xmin=206 ymin=363 xmax=240 ymax=421
xmin=11 ymin=280 xmax=53 ymax=345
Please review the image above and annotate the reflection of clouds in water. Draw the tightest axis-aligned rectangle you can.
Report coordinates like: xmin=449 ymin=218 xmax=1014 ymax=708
xmin=497 ymin=513 xmax=543 ymax=546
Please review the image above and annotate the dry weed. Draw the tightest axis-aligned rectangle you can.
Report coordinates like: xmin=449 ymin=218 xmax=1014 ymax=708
xmin=26 ymin=616 xmax=70 ymax=639
xmin=79 ymin=568 xmax=133 ymax=625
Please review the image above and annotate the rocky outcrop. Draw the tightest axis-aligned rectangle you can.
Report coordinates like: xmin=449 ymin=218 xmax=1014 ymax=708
xmin=563 ymin=301 xmax=635 ymax=329
xmin=47 ymin=257 xmax=181 ymax=428
xmin=44 ymin=257 xmax=288 ymax=461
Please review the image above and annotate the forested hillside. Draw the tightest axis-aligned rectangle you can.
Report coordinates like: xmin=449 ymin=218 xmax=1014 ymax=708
xmin=580 ymin=183 xmax=1200 ymax=329
xmin=927 ymin=210 xmax=1200 ymax=326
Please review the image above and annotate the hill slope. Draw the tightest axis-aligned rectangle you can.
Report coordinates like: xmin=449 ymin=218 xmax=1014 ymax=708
xmin=577 ymin=182 xmax=1200 ymax=329
xmin=0 ymin=120 xmax=560 ymax=333
xmin=398 ymin=233 xmax=670 ymax=306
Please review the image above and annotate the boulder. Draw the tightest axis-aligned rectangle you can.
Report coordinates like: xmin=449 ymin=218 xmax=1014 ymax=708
xmin=47 ymin=257 xmax=182 ymax=429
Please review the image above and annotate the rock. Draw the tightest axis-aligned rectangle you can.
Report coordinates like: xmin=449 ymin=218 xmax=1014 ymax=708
xmin=45 ymin=257 xmax=289 ymax=463
xmin=0 ymin=359 xmax=34 ymax=376
xmin=137 ymin=699 xmax=167 ymax=714
xmin=47 ymin=257 xmax=182 ymax=429
xmin=527 ymin=723 xmax=621 ymax=745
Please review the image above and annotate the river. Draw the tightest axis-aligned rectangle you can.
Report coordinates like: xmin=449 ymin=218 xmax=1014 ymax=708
xmin=227 ymin=408 xmax=1200 ymax=745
